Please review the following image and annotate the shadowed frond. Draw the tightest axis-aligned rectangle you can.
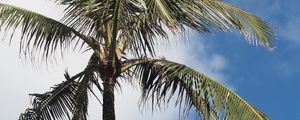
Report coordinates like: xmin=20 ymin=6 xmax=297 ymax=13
xmin=18 ymin=68 xmax=102 ymax=120
xmin=53 ymin=0 xmax=112 ymax=37
xmin=0 ymin=3 xmax=95 ymax=60
xmin=124 ymin=58 xmax=269 ymax=120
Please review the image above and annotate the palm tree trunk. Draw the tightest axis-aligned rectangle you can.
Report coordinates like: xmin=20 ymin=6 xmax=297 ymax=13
xmin=102 ymin=76 xmax=116 ymax=120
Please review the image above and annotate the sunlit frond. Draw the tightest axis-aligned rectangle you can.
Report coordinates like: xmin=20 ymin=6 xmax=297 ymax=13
xmin=201 ymin=0 xmax=275 ymax=47
xmin=125 ymin=58 xmax=269 ymax=120
xmin=0 ymin=3 xmax=94 ymax=60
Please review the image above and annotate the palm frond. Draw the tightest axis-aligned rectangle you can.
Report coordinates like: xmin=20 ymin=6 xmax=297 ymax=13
xmin=144 ymin=0 xmax=177 ymax=28
xmin=125 ymin=58 xmax=269 ymax=120
xmin=18 ymin=68 xmax=102 ymax=120
xmin=0 ymin=3 xmax=95 ymax=60
xmin=201 ymin=0 xmax=275 ymax=47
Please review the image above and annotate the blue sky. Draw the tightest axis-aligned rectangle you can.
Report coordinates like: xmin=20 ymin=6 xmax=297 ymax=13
xmin=0 ymin=0 xmax=299 ymax=120
xmin=201 ymin=0 xmax=300 ymax=119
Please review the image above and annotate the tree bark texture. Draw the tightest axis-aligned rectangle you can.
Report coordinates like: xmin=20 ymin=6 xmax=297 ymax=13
xmin=102 ymin=76 xmax=116 ymax=120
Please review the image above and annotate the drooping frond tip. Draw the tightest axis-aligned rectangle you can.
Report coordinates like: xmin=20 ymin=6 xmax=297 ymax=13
xmin=208 ymin=1 xmax=276 ymax=48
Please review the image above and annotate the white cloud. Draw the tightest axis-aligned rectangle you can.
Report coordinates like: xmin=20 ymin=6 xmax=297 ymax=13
xmin=0 ymin=1 xmax=230 ymax=120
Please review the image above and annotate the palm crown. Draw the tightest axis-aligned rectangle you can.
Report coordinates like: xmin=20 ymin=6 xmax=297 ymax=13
xmin=0 ymin=0 xmax=275 ymax=120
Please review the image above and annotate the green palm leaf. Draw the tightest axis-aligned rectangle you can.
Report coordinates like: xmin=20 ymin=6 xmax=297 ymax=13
xmin=124 ymin=58 xmax=269 ymax=120
xmin=0 ymin=3 xmax=95 ymax=59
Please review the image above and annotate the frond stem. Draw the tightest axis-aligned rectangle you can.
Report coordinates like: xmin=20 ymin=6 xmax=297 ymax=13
xmin=108 ymin=0 xmax=121 ymax=68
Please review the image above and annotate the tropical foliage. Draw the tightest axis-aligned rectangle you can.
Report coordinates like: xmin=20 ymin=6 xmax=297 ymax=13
xmin=0 ymin=0 xmax=274 ymax=120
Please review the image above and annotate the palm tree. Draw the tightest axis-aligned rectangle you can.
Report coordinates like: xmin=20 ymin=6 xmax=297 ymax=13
xmin=0 ymin=0 xmax=275 ymax=120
